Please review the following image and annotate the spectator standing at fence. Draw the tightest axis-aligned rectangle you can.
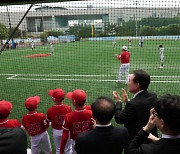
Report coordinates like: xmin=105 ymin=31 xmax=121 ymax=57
xmin=60 ymin=89 xmax=93 ymax=154
xmin=75 ymin=96 xmax=129 ymax=154
xmin=47 ymin=88 xmax=73 ymax=154
xmin=0 ymin=100 xmax=21 ymax=128
xmin=22 ymin=96 xmax=52 ymax=154
xmin=113 ymin=70 xmax=158 ymax=146
xmin=128 ymin=94 xmax=180 ymax=154
xmin=159 ymin=45 xmax=164 ymax=68
xmin=115 ymin=45 xmax=131 ymax=84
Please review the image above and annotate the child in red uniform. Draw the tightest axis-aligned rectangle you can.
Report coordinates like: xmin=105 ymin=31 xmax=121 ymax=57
xmin=22 ymin=96 xmax=52 ymax=154
xmin=0 ymin=100 xmax=21 ymax=128
xmin=60 ymin=89 xmax=93 ymax=154
xmin=47 ymin=88 xmax=72 ymax=154
xmin=66 ymin=91 xmax=91 ymax=111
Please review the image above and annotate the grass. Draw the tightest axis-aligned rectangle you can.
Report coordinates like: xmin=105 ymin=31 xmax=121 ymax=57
xmin=0 ymin=39 xmax=179 ymax=152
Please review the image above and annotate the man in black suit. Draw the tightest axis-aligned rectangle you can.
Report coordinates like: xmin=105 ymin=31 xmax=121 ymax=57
xmin=113 ymin=69 xmax=158 ymax=144
xmin=0 ymin=127 xmax=27 ymax=154
xmin=128 ymin=94 xmax=180 ymax=154
xmin=74 ymin=96 xmax=128 ymax=154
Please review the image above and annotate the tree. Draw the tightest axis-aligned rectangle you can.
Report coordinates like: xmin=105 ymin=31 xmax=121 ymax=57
xmin=8 ymin=27 xmax=27 ymax=38
xmin=140 ymin=17 xmax=180 ymax=28
xmin=166 ymin=24 xmax=180 ymax=35
xmin=140 ymin=26 xmax=156 ymax=36
xmin=0 ymin=23 xmax=8 ymax=40
xmin=47 ymin=30 xmax=64 ymax=37
xmin=79 ymin=24 xmax=92 ymax=38
xmin=156 ymin=26 xmax=167 ymax=36
xmin=40 ymin=32 xmax=48 ymax=44
xmin=69 ymin=24 xmax=92 ymax=38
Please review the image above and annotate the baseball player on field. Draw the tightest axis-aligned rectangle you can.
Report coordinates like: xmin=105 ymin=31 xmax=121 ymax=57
xmin=159 ymin=45 xmax=164 ymax=68
xmin=128 ymin=37 xmax=133 ymax=46
xmin=139 ymin=36 xmax=143 ymax=47
xmin=31 ymin=40 xmax=35 ymax=50
xmin=22 ymin=96 xmax=52 ymax=154
xmin=60 ymin=89 xmax=93 ymax=154
xmin=0 ymin=100 xmax=21 ymax=128
xmin=115 ymin=45 xmax=131 ymax=85
xmin=112 ymin=40 xmax=117 ymax=49
xmin=49 ymin=42 xmax=55 ymax=55
xmin=47 ymin=88 xmax=73 ymax=154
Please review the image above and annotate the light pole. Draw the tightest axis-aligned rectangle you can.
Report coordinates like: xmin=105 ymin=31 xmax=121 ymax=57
xmin=6 ymin=6 xmax=15 ymax=49
xmin=34 ymin=4 xmax=44 ymax=32
xmin=40 ymin=3 xmax=44 ymax=32
xmin=135 ymin=0 xmax=138 ymax=37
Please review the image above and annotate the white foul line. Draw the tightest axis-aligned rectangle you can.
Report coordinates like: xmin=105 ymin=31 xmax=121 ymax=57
xmin=0 ymin=73 xmax=179 ymax=78
xmin=0 ymin=73 xmax=179 ymax=83
xmin=5 ymin=77 xmax=180 ymax=83
xmin=6 ymin=74 xmax=18 ymax=79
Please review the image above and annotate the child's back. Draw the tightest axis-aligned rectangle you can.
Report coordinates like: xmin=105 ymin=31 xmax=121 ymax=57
xmin=0 ymin=100 xmax=21 ymax=128
xmin=22 ymin=96 xmax=52 ymax=154
xmin=47 ymin=88 xmax=72 ymax=154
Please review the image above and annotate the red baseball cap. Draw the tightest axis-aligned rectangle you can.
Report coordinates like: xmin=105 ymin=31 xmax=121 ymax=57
xmin=66 ymin=89 xmax=86 ymax=104
xmin=48 ymin=88 xmax=65 ymax=101
xmin=0 ymin=100 xmax=12 ymax=117
xmin=25 ymin=96 xmax=40 ymax=110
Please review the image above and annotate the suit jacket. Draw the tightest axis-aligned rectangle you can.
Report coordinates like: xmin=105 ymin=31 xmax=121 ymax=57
xmin=74 ymin=125 xmax=128 ymax=154
xmin=0 ymin=127 xmax=27 ymax=154
xmin=128 ymin=129 xmax=180 ymax=154
xmin=115 ymin=90 xmax=158 ymax=143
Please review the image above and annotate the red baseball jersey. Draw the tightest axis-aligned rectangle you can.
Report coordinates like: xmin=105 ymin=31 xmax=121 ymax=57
xmin=116 ymin=51 xmax=130 ymax=64
xmin=84 ymin=105 xmax=91 ymax=110
xmin=47 ymin=104 xmax=72 ymax=130
xmin=60 ymin=108 xmax=93 ymax=153
xmin=0 ymin=118 xmax=21 ymax=128
xmin=22 ymin=111 xmax=48 ymax=136
xmin=62 ymin=108 xmax=93 ymax=140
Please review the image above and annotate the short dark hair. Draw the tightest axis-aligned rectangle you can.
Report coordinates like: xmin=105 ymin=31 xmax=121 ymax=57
xmin=0 ymin=114 xmax=8 ymax=120
xmin=159 ymin=45 xmax=163 ymax=48
xmin=91 ymin=96 xmax=115 ymax=124
xmin=133 ymin=70 xmax=150 ymax=90
xmin=155 ymin=94 xmax=180 ymax=134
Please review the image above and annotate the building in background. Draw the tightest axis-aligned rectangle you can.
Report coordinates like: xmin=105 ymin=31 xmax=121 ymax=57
xmin=0 ymin=5 xmax=179 ymax=36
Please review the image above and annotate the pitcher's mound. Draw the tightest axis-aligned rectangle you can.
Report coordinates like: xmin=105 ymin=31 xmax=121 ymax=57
xmin=26 ymin=53 xmax=51 ymax=58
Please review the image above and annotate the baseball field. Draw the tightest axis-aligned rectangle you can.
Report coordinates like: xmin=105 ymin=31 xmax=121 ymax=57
xmin=0 ymin=39 xmax=179 ymax=151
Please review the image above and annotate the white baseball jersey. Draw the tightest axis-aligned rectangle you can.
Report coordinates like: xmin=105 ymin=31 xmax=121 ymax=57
xmin=159 ymin=47 xmax=164 ymax=62
xmin=112 ymin=41 xmax=117 ymax=48
xmin=31 ymin=42 xmax=34 ymax=49
xmin=50 ymin=44 xmax=54 ymax=52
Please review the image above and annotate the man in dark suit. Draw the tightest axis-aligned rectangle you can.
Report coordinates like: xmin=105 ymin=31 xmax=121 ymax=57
xmin=0 ymin=127 xmax=27 ymax=154
xmin=128 ymin=94 xmax=180 ymax=154
xmin=113 ymin=69 xmax=158 ymax=144
xmin=74 ymin=96 xmax=128 ymax=154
